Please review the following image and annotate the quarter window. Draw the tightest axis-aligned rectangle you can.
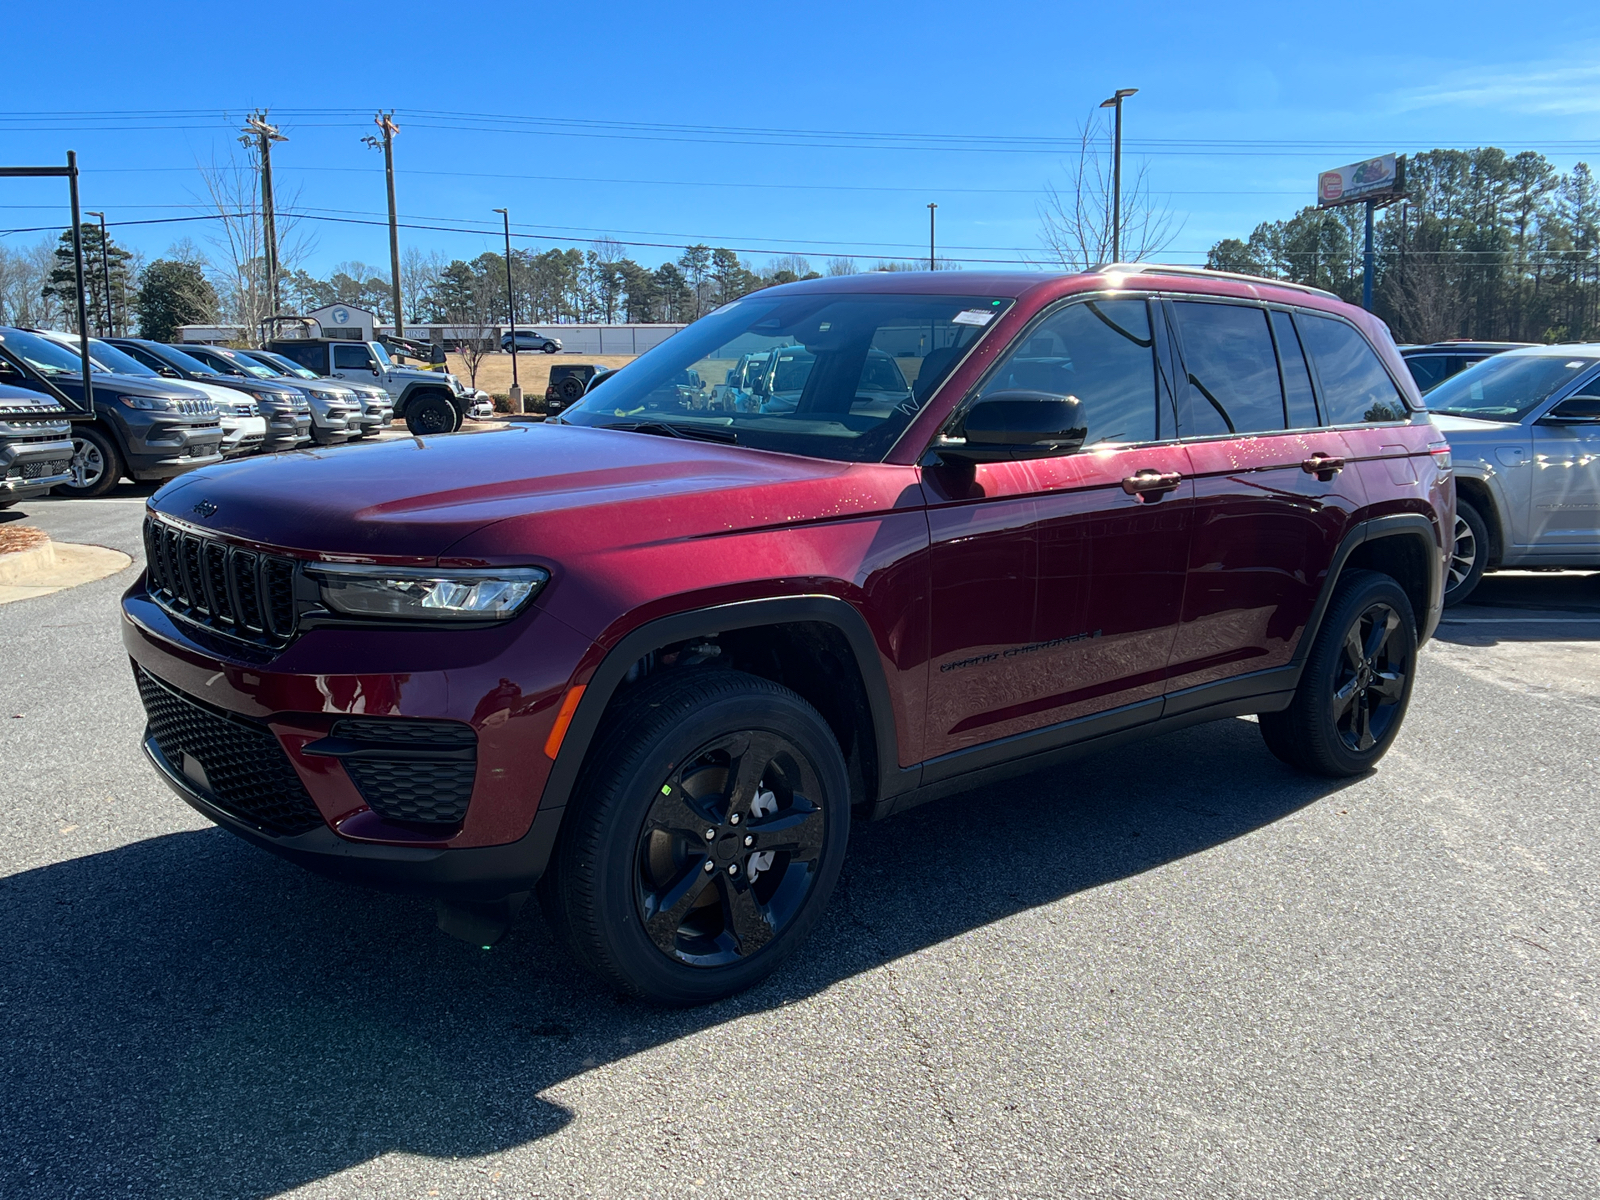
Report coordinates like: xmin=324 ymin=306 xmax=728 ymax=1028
xmin=1169 ymin=302 xmax=1286 ymax=436
xmin=1298 ymin=314 xmax=1407 ymax=423
xmin=979 ymin=298 xmax=1159 ymax=446
xmin=1270 ymin=310 xmax=1320 ymax=428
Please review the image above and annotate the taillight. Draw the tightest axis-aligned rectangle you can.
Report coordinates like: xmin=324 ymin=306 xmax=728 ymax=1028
xmin=1429 ymin=445 xmax=1452 ymax=471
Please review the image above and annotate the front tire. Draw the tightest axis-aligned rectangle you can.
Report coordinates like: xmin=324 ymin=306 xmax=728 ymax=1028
xmin=404 ymin=393 xmax=456 ymax=435
xmin=55 ymin=426 xmax=123 ymax=498
xmin=542 ymin=342 xmax=559 ymax=354
xmin=1259 ymin=569 xmax=1417 ymax=778
xmin=539 ymin=670 xmax=850 ymax=1007
xmin=1443 ymin=503 xmax=1489 ymax=606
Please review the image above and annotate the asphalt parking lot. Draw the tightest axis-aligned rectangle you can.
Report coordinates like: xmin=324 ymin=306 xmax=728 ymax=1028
xmin=2 ymin=490 xmax=1597 ymax=1200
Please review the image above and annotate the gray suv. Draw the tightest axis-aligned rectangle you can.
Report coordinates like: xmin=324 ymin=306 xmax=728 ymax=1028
xmin=1426 ymin=344 xmax=1600 ymax=603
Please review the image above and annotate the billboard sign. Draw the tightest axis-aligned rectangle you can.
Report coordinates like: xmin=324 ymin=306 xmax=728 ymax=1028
xmin=1317 ymin=154 xmax=1406 ymax=208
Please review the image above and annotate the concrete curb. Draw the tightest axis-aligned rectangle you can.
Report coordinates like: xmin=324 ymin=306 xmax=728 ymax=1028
xmin=0 ymin=541 xmax=132 ymax=604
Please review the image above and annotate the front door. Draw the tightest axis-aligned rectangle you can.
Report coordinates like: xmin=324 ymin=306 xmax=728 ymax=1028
xmin=1162 ymin=301 xmax=1369 ymax=704
xmin=331 ymin=343 xmax=377 ymax=386
xmin=922 ymin=295 xmax=1193 ymax=761
xmin=1529 ymin=377 xmax=1600 ymax=554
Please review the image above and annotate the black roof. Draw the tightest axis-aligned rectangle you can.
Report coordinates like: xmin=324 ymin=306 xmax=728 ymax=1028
xmin=1398 ymin=341 xmax=1535 ymax=354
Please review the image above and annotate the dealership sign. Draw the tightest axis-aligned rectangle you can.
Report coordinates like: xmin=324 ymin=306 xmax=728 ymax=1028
xmin=1317 ymin=154 xmax=1406 ymax=208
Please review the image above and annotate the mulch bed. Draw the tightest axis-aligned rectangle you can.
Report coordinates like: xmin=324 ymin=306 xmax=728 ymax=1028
xmin=0 ymin=525 xmax=49 ymax=556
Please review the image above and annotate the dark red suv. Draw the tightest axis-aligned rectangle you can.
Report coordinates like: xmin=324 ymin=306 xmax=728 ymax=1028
xmin=124 ymin=267 xmax=1451 ymax=1005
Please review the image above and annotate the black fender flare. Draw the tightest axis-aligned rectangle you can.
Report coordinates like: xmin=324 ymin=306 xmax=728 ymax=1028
xmin=1294 ymin=513 xmax=1443 ymax=668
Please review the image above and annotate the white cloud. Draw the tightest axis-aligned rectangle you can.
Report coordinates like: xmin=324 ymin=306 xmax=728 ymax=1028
xmin=1397 ymin=59 xmax=1600 ymax=117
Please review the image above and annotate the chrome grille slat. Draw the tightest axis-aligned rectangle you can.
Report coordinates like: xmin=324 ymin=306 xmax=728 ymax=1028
xmin=141 ymin=515 xmax=296 ymax=648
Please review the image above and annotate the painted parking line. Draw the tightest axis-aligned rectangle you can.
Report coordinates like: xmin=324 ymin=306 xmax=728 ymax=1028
xmin=1441 ymin=616 xmax=1600 ymax=623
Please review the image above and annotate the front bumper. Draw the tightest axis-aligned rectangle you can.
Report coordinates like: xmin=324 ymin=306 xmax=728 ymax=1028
xmin=121 ymin=413 xmax=225 ymax=480
xmin=261 ymin=411 xmax=312 ymax=452
xmin=1 ymin=428 xmax=74 ymax=496
xmin=121 ymin=576 xmax=592 ymax=901
xmin=220 ymin=414 xmax=268 ymax=457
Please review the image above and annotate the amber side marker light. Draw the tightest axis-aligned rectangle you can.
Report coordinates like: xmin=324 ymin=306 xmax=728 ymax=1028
xmin=543 ymin=685 xmax=587 ymax=759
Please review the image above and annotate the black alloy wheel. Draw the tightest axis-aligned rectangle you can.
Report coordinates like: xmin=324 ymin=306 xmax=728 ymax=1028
xmin=1444 ymin=503 xmax=1489 ymax=606
xmin=404 ymin=394 xmax=456 ymax=436
xmin=636 ymin=730 xmax=827 ymax=967
xmin=1259 ymin=569 xmax=1418 ymax=778
xmin=540 ymin=670 xmax=849 ymax=1006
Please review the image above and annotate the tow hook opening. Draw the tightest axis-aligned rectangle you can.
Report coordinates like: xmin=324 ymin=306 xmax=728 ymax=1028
xmin=434 ymin=892 xmax=529 ymax=949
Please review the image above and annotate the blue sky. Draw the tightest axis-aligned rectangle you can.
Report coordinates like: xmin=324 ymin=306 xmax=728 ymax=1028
xmin=2 ymin=0 xmax=1597 ymax=277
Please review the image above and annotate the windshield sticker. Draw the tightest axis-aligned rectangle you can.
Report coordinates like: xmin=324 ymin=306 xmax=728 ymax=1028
xmin=952 ymin=309 xmax=995 ymax=326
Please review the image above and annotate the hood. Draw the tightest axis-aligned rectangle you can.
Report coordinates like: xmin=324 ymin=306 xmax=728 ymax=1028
xmin=148 ymin=423 xmax=886 ymax=563
xmin=1426 ymin=412 xmax=1523 ymax=436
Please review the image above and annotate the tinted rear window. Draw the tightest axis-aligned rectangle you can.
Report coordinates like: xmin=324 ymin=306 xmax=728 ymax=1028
xmin=1298 ymin=314 xmax=1407 ymax=424
xmin=1170 ymin=302 xmax=1285 ymax=436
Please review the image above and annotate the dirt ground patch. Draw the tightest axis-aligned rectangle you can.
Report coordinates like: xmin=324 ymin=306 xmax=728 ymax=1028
xmin=446 ymin=352 xmax=637 ymax=397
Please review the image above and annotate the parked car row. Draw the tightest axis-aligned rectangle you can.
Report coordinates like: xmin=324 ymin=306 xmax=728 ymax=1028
xmin=0 ymin=327 xmax=499 ymax=499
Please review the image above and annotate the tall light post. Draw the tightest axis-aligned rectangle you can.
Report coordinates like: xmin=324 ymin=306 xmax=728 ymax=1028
xmin=1098 ymin=88 xmax=1138 ymax=264
xmin=927 ymin=202 xmax=938 ymax=271
xmin=85 ymin=210 xmax=113 ymax=335
xmin=493 ymin=207 xmax=520 ymax=409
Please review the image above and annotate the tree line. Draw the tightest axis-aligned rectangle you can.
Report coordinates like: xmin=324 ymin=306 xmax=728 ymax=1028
xmin=1205 ymin=147 xmax=1600 ymax=343
xmin=0 ymin=223 xmax=926 ymax=343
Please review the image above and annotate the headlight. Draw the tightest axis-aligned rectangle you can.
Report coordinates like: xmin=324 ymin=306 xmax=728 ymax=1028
xmin=119 ymin=394 xmax=174 ymax=411
xmin=305 ymin=564 xmax=549 ymax=621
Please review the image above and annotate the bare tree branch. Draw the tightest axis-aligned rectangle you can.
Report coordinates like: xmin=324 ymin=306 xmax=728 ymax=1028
xmin=1036 ymin=113 xmax=1184 ymax=270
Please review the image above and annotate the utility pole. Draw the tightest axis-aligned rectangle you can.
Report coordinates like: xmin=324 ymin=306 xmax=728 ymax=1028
xmin=493 ymin=207 xmax=521 ymax=410
xmin=85 ymin=211 xmax=113 ymax=335
xmin=1362 ymin=199 xmax=1376 ymax=312
xmin=927 ymin=203 xmax=937 ymax=271
xmin=240 ymin=110 xmax=287 ymax=329
xmin=364 ymin=111 xmax=405 ymax=337
xmin=1098 ymin=88 xmax=1138 ymax=264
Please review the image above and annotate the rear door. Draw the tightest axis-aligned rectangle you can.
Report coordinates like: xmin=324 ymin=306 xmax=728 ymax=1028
xmin=1162 ymin=299 xmax=1367 ymax=706
xmin=922 ymin=295 xmax=1193 ymax=758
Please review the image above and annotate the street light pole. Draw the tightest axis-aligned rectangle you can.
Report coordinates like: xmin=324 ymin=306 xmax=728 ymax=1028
xmin=85 ymin=210 xmax=113 ymax=335
xmin=493 ymin=207 xmax=521 ymax=410
xmin=1098 ymin=88 xmax=1138 ymax=264
xmin=927 ymin=202 xmax=938 ymax=271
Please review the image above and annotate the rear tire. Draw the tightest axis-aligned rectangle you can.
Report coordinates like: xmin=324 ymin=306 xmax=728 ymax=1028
xmin=54 ymin=426 xmax=122 ymax=498
xmin=404 ymin=393 xmax=456 ymax=436
xmin=1443 ymin=503 xmax=1489 ymax=606
xmin=1259 ymin=569 xmax=1417 ymax=778
xmin=539 ymin=670 xmax=850 ymax=1007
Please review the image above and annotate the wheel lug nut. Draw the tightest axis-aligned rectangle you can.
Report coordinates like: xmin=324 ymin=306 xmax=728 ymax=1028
xmin=729 ymin=813 xmax=741 ymax=825
xmin=703 ymin=861 xmax=715 ymax=873
xmin=743 ymin=835 xmax=753 ymax=847
xmin=704 ymin=829 xmax=716 ymax=841
xmin=727 ymin=864 xmax=739 ymax=876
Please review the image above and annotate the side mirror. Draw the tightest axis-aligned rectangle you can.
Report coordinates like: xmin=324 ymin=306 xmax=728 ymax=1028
xmin=1540 ymin=394 xmax=1600 ymax=425
xmin=371 ymin=365 xmax=381 ymax=375
xmin=934 ymin=390 xmax=1087 ymax=462
xmin=158 ymin=366 xmax=181 ymax=379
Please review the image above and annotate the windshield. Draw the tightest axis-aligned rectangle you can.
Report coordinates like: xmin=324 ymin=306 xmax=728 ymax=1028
xmin=370 ymin=342 xmax=392 ymax=367
xmin=1426 ymin=354 xmax=1599 ymax=422
xmin=154 ymin=343 xmax=228 ymax=377
xmin=205 ymin=347 xmax=279 ymax=379
xmin=83 ymin=338 xmax=159 ymax=377
xmin=251 ymin=350 xmax=318 ymax=379
xmin=560 ymin=292 xmax=1012 ymax=462
xmin=0 ymin=329 xmax=97 ymax=376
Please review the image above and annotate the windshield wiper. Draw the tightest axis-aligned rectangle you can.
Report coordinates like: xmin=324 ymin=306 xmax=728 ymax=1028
xmin=602 ymin=420 xmax=738 ymax=444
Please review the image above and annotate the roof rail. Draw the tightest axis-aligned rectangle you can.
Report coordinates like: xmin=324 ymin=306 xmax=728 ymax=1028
xmin=1090 ymin=262 xmax=1341 ymax=301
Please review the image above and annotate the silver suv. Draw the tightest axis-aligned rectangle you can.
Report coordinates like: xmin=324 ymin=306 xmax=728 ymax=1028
xmin=1426 ymin=344 xmax=1600 ymax=604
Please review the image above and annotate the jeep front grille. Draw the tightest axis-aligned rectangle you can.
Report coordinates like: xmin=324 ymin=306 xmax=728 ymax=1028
xmin=142 ymin=514 xmax=298 ymax=647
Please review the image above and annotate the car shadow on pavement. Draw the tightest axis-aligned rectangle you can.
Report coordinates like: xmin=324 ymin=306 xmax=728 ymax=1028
xmin=0 ymin=717 xmax=1356 ymax=1199
xmin=1435 ymin=571 xmax=1600 ymax=646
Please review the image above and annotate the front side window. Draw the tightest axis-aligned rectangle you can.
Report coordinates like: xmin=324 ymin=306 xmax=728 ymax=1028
xmin=977 ymin=298 xmax=1159 ymax=446
xmin=1297 ymin=314 xmax=1407 ymax=424
xmin=334 ymin=345 xmax=375 ymax=370
xmin=562 ymin=292 xmax=1012 ymax=462
xmin=1170 ymin=302 xmax=1286 ymax=437
xmin=1424 ymin=353 xmax=1600 ymax=423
